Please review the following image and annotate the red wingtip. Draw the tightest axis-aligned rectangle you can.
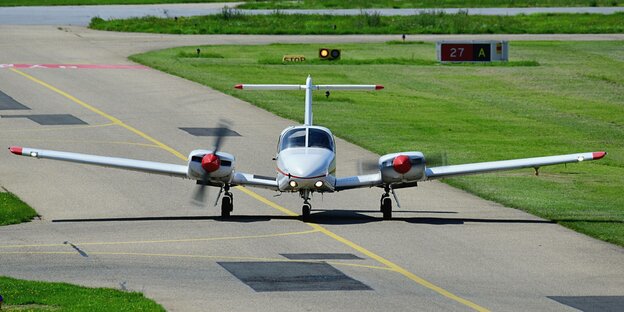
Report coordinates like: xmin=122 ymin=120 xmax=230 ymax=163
xmin=375 ymin=85 xmax=384 ymax=90
xmin=234 ymin=84 xmax=243 ymax=89
xmin=592 ymin=151 xmax=607 ymax=160
xmin=9 ymin=146 xmax=23 ymax=155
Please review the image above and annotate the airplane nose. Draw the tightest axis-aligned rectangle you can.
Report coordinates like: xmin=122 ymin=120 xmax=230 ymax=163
xmin=283 ymin=152 xmax=331 ymax=178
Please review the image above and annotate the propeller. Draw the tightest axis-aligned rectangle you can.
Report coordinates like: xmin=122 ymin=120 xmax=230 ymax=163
xmin=357 ymin=159 xmax=379 ymax=175
xmin=425 ymin=151 xmax=449 ymax=167
xmin=192 ymin=119 xmax=232 ymax=206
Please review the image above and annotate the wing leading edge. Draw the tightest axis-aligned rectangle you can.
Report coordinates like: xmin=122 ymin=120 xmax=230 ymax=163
xmin=425 ymin=151 xmax=606 ymax=180
xmin=9 ymin=146 xmax=279 ymax=190
xmin=9 ymin=146 xmax=188 ymax=178
xmin=335 ymin=151 xmax=606 ymax=191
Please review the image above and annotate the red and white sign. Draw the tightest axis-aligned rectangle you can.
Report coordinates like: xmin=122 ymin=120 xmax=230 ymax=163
xmin=0 ymin=64 xmax=149 ymax=70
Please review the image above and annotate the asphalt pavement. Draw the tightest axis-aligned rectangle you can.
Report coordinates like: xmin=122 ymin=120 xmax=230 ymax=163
xmin=0 ymin=26 xmax=623 ymax=312
xmin=1 ymin=3 xmax=623 ymax=26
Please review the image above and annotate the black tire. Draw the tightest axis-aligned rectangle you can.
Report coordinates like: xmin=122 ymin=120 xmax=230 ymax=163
xmin=302 ymin=204 xmax=311 ymax=221
xmin=221 ymin=196 xmax=232 ymax=217
xmin=381 ymin=197 xmax=392 ymax=220
xmin=380 ymin=194 xmax=389 ymax=211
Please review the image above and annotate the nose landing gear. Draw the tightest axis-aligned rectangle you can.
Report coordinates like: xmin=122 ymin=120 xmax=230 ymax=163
xmin=300 ymin=190 xmax=312 ymax=221
xmin=221 ymin=185 xmax=233 ymax=217
xmin=380 ymin=186 xmax=392 ymax=220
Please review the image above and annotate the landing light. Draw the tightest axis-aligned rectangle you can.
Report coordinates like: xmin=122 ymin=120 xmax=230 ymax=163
xmin=315 ymin=181 xmax=324 ymax=188
xmin=289 ymin=180 xmax=298 ymax=188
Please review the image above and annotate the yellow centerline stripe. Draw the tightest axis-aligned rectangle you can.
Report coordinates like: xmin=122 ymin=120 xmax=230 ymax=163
xmin=0 ymin=229 xmax=319 ymax=249
xmin=11 ymin=68 xmax=489 ymax=312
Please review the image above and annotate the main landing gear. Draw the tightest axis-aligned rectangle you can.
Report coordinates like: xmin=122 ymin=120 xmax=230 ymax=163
xmin=380 ymin=186 xmax=392 ymax=220
xmin=300 ymin=190 xmax=312 ymax=221
xmin=221 ymin=185 xmax=233 ymax=217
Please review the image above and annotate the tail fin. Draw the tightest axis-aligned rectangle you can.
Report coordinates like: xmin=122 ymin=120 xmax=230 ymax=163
xmin=234 ymin=76 xmax=383 ymax=126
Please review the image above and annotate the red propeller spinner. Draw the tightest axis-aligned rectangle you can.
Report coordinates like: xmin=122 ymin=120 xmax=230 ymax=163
xmin=392 ymin=155 xmax=411 ymax=174
xmin=201 ymin=153 xmax=220 ymax=173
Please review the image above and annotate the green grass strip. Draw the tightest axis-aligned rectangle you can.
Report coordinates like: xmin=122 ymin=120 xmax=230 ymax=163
xmin=238 ymin=0 xmax=622 ymax=9
xmin=0 ymin=192 xmax=38 ymax=226
xmin=129 ymin=41 xmax=624 ymax=246
xmin=0 ymin=276 xmax=164 ymax=311
xmin=90 ymin=11 xmax=624 ymax=35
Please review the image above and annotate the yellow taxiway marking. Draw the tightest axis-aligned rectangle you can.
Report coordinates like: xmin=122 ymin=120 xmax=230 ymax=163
xmin=0 ymin=251 xmax=393 ymax=272
xmin=11 ymin=68 xmax=489 ymax=312
xmin=0 ymin=229 xmax=319 ymax=249
xmin=10 ymin=68 xmax=188 ymax=161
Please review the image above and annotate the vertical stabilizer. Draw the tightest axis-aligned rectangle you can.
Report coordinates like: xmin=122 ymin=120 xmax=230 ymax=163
xmin=304 ymin=75 xmax=313 ymax=126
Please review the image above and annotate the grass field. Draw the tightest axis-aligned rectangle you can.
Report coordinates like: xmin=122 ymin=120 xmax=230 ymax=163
xmin=238 ymin=0 xmax=621 ymax=9
xmin=130 ymin=41 xmax=624 ymax=246
xmin=0 ymin=191 xmax=38 ymax=226
xmin=90 ymin=11 xmax=624 ymax=34
xmin=0 ymin=276 xmax=164 ymax=311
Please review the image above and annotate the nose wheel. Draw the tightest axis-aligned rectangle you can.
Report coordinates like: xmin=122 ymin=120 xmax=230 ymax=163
xmin=302 ymin=203 xmax=311 ymax=221
xmin=380 ymin=187 xmax=392 ymax=220
xmin=220 ymin=186 xmax=233 ymax=218
xmin=300 ymin=190 xmax=312 ymax=221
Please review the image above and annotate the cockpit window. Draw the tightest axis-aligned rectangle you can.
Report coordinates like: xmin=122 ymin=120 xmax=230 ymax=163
xmin=308 ymin=128 xmax=334 ymax=151
xmin=280 ymin=128 xmax=306 ymax=150
xmin=279 ymin=128 xmax=334 ymax=151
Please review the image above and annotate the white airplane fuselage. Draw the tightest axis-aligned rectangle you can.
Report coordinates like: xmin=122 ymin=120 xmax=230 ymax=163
xmin=275 ymin=125 xmax=337 ymax=193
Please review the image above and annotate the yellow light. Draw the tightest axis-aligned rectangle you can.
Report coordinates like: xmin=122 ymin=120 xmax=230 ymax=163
xmin=320 ymin=49 xmax=329 ymax=57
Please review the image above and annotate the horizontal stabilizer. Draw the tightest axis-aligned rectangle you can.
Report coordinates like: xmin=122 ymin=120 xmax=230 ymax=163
xmin=235 ymin=84 xmax=383 ymax=91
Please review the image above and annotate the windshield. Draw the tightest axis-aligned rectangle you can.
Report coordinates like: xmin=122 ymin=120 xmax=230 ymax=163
xmin=308 ymin=128 xmax=334 ymax=151
xmin=279 ymin=127 xmax=334 ymax=151
xmin=280 ymin=128 xmax=306 ymax=150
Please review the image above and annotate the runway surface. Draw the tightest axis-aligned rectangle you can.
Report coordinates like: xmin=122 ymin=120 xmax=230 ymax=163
xmin=0 ymin=26 xmax=623 ymax=312
xmin=2 ymin=3 xmax=624 ymax=26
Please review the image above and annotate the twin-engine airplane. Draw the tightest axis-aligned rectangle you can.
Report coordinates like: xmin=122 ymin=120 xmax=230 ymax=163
xmin=9 ymin=76 xmax=606 ymax=220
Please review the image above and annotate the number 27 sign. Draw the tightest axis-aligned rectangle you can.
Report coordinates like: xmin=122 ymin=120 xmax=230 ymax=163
xmin=440 ymin=43 xmax=491 ymax=62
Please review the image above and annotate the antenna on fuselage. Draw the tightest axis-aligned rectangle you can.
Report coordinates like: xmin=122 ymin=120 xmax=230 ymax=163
xmin=234 ymin=76 xmax=384 ymax=126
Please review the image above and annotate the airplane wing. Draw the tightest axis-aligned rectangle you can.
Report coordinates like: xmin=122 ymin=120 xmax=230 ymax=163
xmin=425 ymin=151 xmax=606 ymax=180
xmin=231 ymin=172 xmax=279 ymax=190
xmin=9 ymin=146 xmax=280 ymax=190
xmin=335 ymin=151 xmax=606 ymax=191
xmin=9 ymin=146 xmax=189 ymax=178
xmin=335 ymin=173 xmax=382 ymax=191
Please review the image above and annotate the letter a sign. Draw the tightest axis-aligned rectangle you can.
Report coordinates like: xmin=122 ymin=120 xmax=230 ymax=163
xmin=473 ymin=44 xmax=491 ymax=61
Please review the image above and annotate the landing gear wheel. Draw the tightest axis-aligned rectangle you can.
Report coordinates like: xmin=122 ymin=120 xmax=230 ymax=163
xmin=221 ymin=195 xmax=232 ymax=217
xmin=225 ymin=192 xmax=233 ymax=212
xmin=381 ymin=197 xmax=392 ymax=220
xmin=302 ymin=204 xmax=311 ymax=221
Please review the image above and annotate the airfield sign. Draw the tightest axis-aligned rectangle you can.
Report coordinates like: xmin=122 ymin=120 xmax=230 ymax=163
xmin=437 ymin=41 xmax=509 ymax=62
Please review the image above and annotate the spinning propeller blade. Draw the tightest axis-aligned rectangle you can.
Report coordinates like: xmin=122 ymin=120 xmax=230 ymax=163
xmin=426 ymin=151 xmax=449 ymax=167
xmin=192 ymin=119 xmax=232 ymax=206
xmin=357 ymin=159 xmax=379 ymax=175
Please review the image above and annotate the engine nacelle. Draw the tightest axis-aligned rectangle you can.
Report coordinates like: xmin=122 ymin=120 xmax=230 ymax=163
xmin=379 ymin=152 xmax=425 ymax=183
xmin=187 ymin=149 xmax=235 ymax=182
